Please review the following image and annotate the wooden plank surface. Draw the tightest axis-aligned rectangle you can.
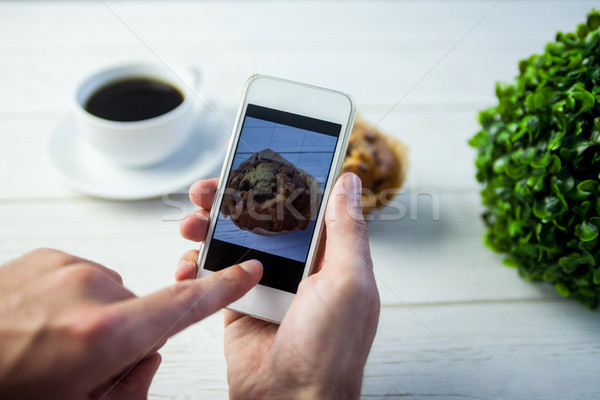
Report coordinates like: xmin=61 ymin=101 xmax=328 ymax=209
xmin=152 ymin=300 xmax=600 ymax=399
xmin=0 ymin=1 xmax=596 ymax=116
xmin=1 ymin=1 xmax=599 ymax=399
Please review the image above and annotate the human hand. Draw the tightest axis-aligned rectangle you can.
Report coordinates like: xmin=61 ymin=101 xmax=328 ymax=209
xmin=0 ymin=248 xmax=262 ymax=400
xmin=178 ymin=172 xmax=380 ymax=399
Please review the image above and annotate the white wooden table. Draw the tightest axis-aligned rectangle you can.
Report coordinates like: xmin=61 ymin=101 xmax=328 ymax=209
xmin=2 ymin=1 xmax=599 ymax=399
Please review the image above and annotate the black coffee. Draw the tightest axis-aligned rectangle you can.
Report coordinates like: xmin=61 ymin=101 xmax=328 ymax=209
xmin=85 ymin=78 xmax=184 ymax=122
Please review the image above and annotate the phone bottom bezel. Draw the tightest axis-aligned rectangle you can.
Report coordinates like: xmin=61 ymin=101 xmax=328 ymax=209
xmin=198 ymin=267 xmax=297 ymax=323
xmin=226 ymin=285 xmax=295 ymax=324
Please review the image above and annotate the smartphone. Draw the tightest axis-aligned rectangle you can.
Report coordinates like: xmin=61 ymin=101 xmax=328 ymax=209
xmin=196 ymin=75 xmax=356 ymax=323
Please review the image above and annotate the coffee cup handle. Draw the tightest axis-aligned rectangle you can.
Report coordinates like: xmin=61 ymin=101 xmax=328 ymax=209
xmin=184 ymin=65 xmax=202 ymax=94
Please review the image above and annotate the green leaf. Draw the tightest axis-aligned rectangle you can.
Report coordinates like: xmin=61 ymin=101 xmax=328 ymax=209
xmin=576 ymin=23 xmax=590 ymax=39
xmin=555 ymin=282 xmax=570 ymax=297
xmin=576 ymin=221 xmax=599 ymax=241
xmin=594 ymin=268 xmax=600 ymax=285
xmin=543 ymin=266 xmax=559 ymax=281
xmin=559 ymin=253 xmax=582 ymax=273
xmin=577 ymin=180 xmax=597 ymax=194
xmin=588 ymin=10 xmax=600 ymax=30
xmin=568 ymin=87 xmax=595 ymax=114
xmin=585 ymin=30 xmax=600 ymax=49
xmin=503 ymin=258 xmax=520 ymax=268
xmin=531 ymin=151 xmax=552 ymax=168
xmin=533 ymin=196 xmax=565 ymax=220
xmin=493 ymin=155 xmax=510 ymax=173
xmin=548 ymin=154 xmax=562 ymax=174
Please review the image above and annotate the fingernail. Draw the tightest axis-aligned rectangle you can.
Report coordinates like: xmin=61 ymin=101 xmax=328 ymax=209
xmin=152 ymin=353 xmax=162 ymax=371
xmin=240 ymin=259 xmax=263 ymax=276
xmin=344 ymin=173 xmax=362 ymax=209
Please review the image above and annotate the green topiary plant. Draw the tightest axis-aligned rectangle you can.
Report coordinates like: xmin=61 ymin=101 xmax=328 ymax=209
xmin=469 ymin=10 xmax=600 ymax=309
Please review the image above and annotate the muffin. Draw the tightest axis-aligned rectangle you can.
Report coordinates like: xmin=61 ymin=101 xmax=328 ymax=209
xmin=222 ymin=149 xmax=321 ymax=235
xmin=342 ymin=115 xmax=409 ymax=213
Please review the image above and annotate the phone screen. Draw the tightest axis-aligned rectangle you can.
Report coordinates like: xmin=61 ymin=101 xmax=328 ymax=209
xmin=203 ymin=104 xmax=341 ymax=294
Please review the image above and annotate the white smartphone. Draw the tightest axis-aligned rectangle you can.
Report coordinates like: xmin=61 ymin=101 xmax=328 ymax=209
xmin=196 ymin=75 xmax=356 ymax=323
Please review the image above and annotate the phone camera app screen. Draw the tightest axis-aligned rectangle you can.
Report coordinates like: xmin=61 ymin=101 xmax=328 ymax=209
xmin=204 ymin=104 xmax=341 ymax=293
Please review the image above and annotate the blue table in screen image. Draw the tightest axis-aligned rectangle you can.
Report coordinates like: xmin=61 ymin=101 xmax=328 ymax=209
xmin=213 ymin=116 xmax=338 ymax=262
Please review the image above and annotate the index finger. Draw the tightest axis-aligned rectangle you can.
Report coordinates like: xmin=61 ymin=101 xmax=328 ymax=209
xmin=106 ymin=259 xmax=262 ymax=367
xmin=189 ymin=178 xmax=219 ymax=209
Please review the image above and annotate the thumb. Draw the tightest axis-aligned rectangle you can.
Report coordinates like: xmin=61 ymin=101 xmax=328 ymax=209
xmin=324 ymin=173 xmax=371 ymax=266
xmin=92 ymin=353 xmax=161 ymax=400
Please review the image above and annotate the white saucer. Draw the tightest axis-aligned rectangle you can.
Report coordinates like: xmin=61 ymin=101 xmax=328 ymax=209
xmin=49 ymin=107 xmax=230 ymax=200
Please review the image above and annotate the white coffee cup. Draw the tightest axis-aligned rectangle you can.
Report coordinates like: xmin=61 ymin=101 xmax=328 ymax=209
xmin=74 ymin=63 xmax=198 ymax=168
